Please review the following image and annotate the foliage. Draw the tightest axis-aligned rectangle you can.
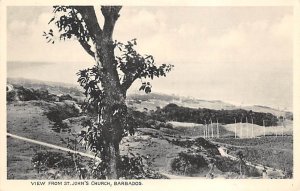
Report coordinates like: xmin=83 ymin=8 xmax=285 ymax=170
xmin=6 ymin=90 xmax=17 ymax=102
xmin=6 ymin=85 xmax=61 ymax=102
xmin=160 ymin=103 xmax=278 ymax=126
xmin=32 ymin=151 xmax=75 ymax=170
xmin=115 ymin=39 xmax=173 ymax=94
xmin=45 ymin=103 xmax=80 ymax=124
xmin=214 ymin=156 xmax=261 ymax=177
xmin=170 ymin=152 xmax=208 ymax=176
xmin=169 ymin=137 xmax=220 ymax=156
xmin=214 ymin=156 xmax=240 ymax=174
xmin=76 ymin=39 xmax=173 ymax=115
xmin=285 ymin=112 xmax=293 ymax=120
xmin=86 ymin=155 xmax=163 ymax=179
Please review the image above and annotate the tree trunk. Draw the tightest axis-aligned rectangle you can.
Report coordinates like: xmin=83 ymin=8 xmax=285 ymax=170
xmin=94 ymin=33 xmax=126 ymax=179
xmin=99 ymin=88 xmax=126 ymax=179
xmin=106 ymin=141 xmax=120 ymax=179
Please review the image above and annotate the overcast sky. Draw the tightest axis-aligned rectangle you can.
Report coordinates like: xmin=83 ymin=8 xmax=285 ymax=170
xmin=7 ymin=6 xmax=293 ymax=110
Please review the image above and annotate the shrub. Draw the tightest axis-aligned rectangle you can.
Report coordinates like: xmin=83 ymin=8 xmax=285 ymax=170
xmin=214 ymin=156 xmax=240 ymax=174
xmin=7 ymin=90 xmax=17 ymax=102
xmin=170 ymin=137 xmax=220 ymax=156
xmin=6 ymin=85 xmax=60 ymax=102
xmin=89 ymin=155 xmax=163 ymax=179
xmin=45 ymin=102 xmax=80 ymax=124
xmin=32 ymin=151 xmax=75 ymax=169
xmin=170 ymin=152 xmax=208 ymax=176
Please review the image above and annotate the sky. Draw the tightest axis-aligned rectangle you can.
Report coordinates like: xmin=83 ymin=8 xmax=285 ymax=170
xmin=7 ymin=6 xmax=293 ymax=110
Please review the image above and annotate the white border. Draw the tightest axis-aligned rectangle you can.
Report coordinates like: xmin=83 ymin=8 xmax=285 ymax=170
xmin=0 ymin=0 xmax=299 ymax=191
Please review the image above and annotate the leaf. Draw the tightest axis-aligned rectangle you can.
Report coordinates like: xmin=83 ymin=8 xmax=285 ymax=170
xmin=48 ymin=17 xmax=55 ymax=24
xmin=145 ymin=86 xmax=151 ymax=94
xmin=139 ymin=85 xmax=145 ymax=91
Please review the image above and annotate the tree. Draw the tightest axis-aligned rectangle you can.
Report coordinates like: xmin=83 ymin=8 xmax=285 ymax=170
xmin=44 ymin=6 xmax=173 ymax=179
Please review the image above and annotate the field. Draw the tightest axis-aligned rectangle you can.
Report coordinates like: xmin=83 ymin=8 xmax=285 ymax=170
xmin=6 ymin=79 xmax=294 ymax=179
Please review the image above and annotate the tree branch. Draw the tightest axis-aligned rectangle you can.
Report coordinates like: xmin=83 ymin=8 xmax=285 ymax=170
xmin=73 ymin=6 xmax=103 ymax=40
xmin=121 ymin=73 xmax=138 ymax=93
xmin=79 ymin=39 xmax=95 ymax=58
xmin=101 ymin=6 xmax=122 ymax=40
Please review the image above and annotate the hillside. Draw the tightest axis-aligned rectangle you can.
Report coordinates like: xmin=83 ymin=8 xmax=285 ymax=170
xmin=6 ymin=101 xmax=244 ymax=179
xmin=6 ymin=79 xmax=293 ymax=179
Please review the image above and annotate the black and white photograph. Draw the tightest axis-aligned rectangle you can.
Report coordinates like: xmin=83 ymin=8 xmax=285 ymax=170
xmin=0 ymin=0 xmax=299 ymax=190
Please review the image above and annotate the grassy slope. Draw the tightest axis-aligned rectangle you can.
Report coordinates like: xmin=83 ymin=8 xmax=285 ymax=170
xmin=213 ymin=136 xmax=293 ymax=173
xmin=7 ymin=101 xmax=81 ymax=148
xmin=7 ymin=137 xmax=41 ymax=179
xmin=120 ymin=130 xmax=187 ymax=172
xmin=6 ymin=101 xmax=87 ymax=179
xmin=6 ymin=100 xmax=189 ymax=178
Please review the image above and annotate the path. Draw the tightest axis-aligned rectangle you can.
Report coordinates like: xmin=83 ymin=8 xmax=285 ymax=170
xmin=7 ymin=132 xmax=101 ymax=161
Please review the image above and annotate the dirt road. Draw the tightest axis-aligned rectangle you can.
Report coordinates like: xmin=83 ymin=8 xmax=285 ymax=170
xmin=7 ymin=132 xmax=101 ymax=161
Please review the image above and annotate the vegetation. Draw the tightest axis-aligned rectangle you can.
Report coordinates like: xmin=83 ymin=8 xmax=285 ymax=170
xmin=6 ymin=84 xmax=74 ymax=102
xmin=159 ymin=103 xmax=278 ymax=126
xmin=32 ymin=148 xmax=163 ymax=179
xmin=168 ymin=137 xmax=220 ymax=156
xmin=170 ymin=152 xmax=208 ymax=176
xmin=45 ymin=103 xmax=80 ymax=126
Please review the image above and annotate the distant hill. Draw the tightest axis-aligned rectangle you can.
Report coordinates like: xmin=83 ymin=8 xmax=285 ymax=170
xmin=7 ymin=78 xmax=82 ymax=97
xmin=127 ymin=93 xmax=236 ymax=112
xmin=243 ymin=105 xmax=290 ymax=118
xmin=7 ymin=77 xmax=291 ymax=117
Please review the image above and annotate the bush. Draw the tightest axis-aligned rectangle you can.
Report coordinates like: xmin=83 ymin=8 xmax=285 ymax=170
xmin=170 ymin=152 xmax=208 ymax=176
xmin=214 ymin=156 xmax=240 ymax=174
xmin=6 ymin=85 xmax=60 ymax=102
xmin=89 ymin=155 xmax=163 ymax=179
xmin=32 ymin=151 xmax=75 ymax=169
xmin=45 ymin=102 xmax=80 ymax=124
xmin=7 ymin=90 xmax=17 ymax=102
xmin=170 ymin=137 xmax=220 ymax=156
